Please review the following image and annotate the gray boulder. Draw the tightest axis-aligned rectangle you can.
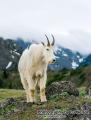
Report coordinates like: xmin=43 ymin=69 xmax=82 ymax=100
xmin=46 ymin=81 xmax=79 ymax=98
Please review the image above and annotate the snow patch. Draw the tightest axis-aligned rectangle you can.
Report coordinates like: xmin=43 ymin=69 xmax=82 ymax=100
xmin=72 ymin=60 xmax=79 ymax=69
xmin=14 ymin=43 xmax=16 ymax=46
xmin=10 ymin=50 xmax=13 ymax=54
xmin=54 ymin=46 xmax=62 ymax=54
xmin=14 ymin=49 xmax=17 ymax=52
xmin=77 ymin=55 xmax=80 ymax=58
xmin=13 ymin=51 xmax=20 ymax=56
xmin=62 ymin=51 xmax=68 ymax=57
xmin=56 ymin=56 xmax=60 ymax=59
xmin=63 ymin=53 xmax=68 ymax=57
xmin=79 ymin=58 xmax=83 ymax=63
xmin=6 ymin=61 xmax=12 ymax=69
xmin=11 ymin=55 xmax=14 ymax=59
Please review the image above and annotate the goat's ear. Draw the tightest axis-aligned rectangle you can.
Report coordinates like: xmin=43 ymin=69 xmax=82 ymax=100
xmin=41 ymin=42 xmax=45 ymax=46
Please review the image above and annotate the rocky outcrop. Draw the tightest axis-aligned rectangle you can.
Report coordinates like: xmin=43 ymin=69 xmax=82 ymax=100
xmin=46 ymin=81 xmax=79 ymax=98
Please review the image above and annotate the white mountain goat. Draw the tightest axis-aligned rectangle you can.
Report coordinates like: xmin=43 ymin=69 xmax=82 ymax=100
xmin=18 ymin=35 xmax=56 ymax=103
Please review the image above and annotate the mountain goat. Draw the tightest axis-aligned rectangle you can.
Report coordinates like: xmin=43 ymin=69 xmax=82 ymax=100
xmin=18 ymin=35 xmax=56 ymax=103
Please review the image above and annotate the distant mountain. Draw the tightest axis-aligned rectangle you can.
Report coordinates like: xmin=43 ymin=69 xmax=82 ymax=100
xmin=49 ymin=46 xmax=83 ymax=70
xmin=16 ymin=38 xmax=31 ymax=50
xmin=0 ymin=37 xmax=84 ymax=70
xmin=80 ymin=54 xmax=91 ymax=66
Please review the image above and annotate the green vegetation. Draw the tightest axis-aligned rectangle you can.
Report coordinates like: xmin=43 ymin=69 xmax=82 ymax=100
xmin=47 ymin=65 xmax=91 ymax=87
xmin=0 ymin=65 xmax=91 ymax=89
xmin=78 ymin=87 xmax=86 ymax=96
xmin=0 ymin=70 xmax=22 ymax=89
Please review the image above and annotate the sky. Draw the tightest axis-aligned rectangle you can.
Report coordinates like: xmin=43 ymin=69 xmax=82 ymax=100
xmin=0 ymin=0 xmax=91 ymax=54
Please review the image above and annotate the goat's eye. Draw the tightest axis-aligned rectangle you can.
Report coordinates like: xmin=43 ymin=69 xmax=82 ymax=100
xmin=46 ymin=48 xmax=49 ymax=51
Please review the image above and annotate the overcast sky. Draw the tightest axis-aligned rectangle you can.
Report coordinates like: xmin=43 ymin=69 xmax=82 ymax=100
xmin=0 ymin=0 xmax=91 ymax=54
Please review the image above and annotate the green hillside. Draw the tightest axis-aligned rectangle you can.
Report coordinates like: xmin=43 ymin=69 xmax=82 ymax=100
xmin=0 ymin=65 xmax=91 ymax=89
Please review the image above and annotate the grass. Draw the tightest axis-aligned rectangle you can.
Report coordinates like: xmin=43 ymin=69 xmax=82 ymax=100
xmin=0 ymin=89 xmax=24 ymax=102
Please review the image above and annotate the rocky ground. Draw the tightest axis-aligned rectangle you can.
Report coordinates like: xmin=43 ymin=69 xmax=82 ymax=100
xmin=0 ymin=82 xmax=91 ymax=120
xmin=0 ymin=95 xmax=91 ymax=120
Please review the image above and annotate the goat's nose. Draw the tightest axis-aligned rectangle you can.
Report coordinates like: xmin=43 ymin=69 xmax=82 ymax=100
xmin=53 ymin=59 xmax=56 ymax=62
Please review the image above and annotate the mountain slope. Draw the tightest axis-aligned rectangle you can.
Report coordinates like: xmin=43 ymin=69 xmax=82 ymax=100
xmin=16 ymin=38 xmax=31 ymax=50
xmin=0 ymin=37 xmax=84 ymax=70
xmin=80 ymin=54 xmax=91 ymax=66
xmin=49 ymin=46 xmax=83 ymax=70
xmin=0 ymin=37 xmax=22 ymax=70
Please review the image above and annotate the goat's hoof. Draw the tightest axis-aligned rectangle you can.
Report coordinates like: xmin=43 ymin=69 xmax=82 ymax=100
xmin=27 ymin=100 xmax=35 ymax=104
xmin=41 ymin=100 xmax=47 ymax=103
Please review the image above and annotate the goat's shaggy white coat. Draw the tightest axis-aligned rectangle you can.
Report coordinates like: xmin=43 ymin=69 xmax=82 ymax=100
xmin=18 ymin=43 xmax=55 ymax=102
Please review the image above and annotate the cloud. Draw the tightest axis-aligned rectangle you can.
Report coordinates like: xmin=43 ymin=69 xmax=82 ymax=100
xmin=55 ymin=30 xmax=91 ymax=55
xmin=0 ymin=0 xmax=91 ymax=54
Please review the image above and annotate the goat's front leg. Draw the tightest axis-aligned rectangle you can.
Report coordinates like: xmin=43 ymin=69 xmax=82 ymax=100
xmin=25 ymin=89 xmax=30 ymax=103
xmin=27 ymin=76 xmax=35 ymax=103
xmin=39 ymin=75 xmax=47 ymax=102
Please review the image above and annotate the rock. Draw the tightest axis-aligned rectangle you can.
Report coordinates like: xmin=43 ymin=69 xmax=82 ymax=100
xmin=66 ymin=102 xmax=91 ymax=120
xmin=6 ymin=98 xmax=16 ymax=104
xmin=46 ymin=81 xmax=79 ymax=98
xmin=0 ymin=98 xmax=16 ymax=108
